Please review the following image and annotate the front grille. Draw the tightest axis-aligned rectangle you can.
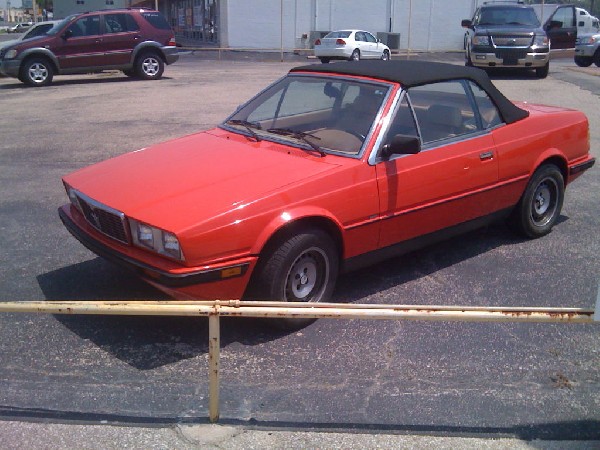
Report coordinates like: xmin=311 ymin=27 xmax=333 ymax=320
xmin=75 ymin=193 xmax=129 ymax=244
xmin=495 ymin=48 xmax=527 ymax=60
xmin=491 ymin=36 xmax=532 ymax=47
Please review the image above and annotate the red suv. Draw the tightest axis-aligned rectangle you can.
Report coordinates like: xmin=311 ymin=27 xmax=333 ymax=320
xmin=0 ymin=8 xmax=178 ymax=86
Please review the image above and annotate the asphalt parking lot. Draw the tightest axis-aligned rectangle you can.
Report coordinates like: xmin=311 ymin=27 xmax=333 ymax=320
xmin=0 ymin=51 xmax=599 ymax=447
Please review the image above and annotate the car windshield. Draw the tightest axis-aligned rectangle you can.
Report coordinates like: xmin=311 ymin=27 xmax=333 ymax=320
xmin=324 ymin=31 xmax=352 ymax=39
xmin=478 ymin=7 xmax=540 ymax=27
xmin=222 ymin=75 xmax=390 ymax=156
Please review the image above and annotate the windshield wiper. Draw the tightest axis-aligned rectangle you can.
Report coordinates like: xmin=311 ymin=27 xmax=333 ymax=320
xmin=226 ymin=119 xmax=262 ymax=142
xmin=266 ymin=128 xmax=326 ymax=157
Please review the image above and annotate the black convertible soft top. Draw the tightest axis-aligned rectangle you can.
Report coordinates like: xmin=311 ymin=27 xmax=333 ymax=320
xmin=290 ymin=60 xmax=529 ymax=124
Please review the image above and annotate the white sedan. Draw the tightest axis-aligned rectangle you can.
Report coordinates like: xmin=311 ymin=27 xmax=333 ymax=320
xmin=314 ymin=30 xmax=391 ymax=63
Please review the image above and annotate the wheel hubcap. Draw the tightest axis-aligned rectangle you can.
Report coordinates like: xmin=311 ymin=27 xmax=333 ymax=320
xmin=285 ymin=247 xmax=329 ymax=302
xmin=29 ymin=63 xmax=48 ymax=83
xmin=531 ymin=178 xmax=558 ymax=226
xmin=143 ymin=58 xmax=159 ymax=76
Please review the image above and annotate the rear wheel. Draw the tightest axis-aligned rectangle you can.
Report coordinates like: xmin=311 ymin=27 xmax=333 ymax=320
xmin=252 ymin=228 xmax=339 ymax=330
xmin=594 ymin=49 xmax=600 ymax=67
xmin=319 ymin=57 xmax=330 ymax=64
xmin=349 ymin=49 xmax=360 ymax=61
xmin=135 ymin=52 xmax=164 ymax=80
xmin=508 ymin=164 xmax=564 ymax=238
xmin=20 ymin=57 xmax=54 ymax=87
xmin=574 ymin=55 xmax=593 ymax=67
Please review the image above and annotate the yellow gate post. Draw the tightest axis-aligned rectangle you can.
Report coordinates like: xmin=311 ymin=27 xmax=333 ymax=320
xmin=208 ymin=311 xmax=220 ymax=423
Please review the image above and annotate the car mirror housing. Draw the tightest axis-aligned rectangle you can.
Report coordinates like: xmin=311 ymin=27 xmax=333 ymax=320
xmin=62 ymin=29 xmax=73 ymax=40
xmin=461 ymin=19 xmax=472 ymax=28
xmin=381 ymin=134 xmax=421 ymax=158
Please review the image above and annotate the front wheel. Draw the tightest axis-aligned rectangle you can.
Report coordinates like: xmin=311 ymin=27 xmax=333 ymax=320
xmin=252 ymin=229 xmax=339 ymax=329
xmin=594 ymin=49 xmax=600 ymax=67
xmin=535 ymin=63 xmax=549 ymax=79
xmin=381 ymin=50 xmax=390 ymax=61
xmin=508 ymin=164 xmax=564 ymax=238
xmin=135 ymin=52 xmax=164 ymax=80
xmin=20 ymin=57 xmax=54 ymax=87
xmin=574 ymin=55 xmax=593 ymax=67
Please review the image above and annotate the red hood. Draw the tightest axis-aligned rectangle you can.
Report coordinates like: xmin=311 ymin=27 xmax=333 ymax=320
xmin=63 ymin=130 xmax=341 ymax=232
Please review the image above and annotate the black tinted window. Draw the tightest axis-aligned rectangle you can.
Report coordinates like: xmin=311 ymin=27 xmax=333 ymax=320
xmin=68 ymin=16 xmax=100 ymax=37
xmin=104 ymin=13 xmax=140 ymax=33
xmin=141 ymin=12 xmax=171 ymax=30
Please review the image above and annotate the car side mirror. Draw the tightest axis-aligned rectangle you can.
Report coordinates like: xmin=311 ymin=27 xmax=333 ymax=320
xmin=461 ymin=19 xmax=472 ymax=28
xmin=62 ymin=29 xmax=73 ymax=40
xmin=324 ymin=82 xmax=341 ymax=99
xmin=381 ymin=134 xmax=421 ymax=158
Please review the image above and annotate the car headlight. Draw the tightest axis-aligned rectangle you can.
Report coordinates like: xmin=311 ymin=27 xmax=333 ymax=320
xmin=533 ymin=34 xmax=549 ymax=47
xmin=130 ymin=219 xmax=184 ymax=261
xmin=4 ymin=49 xmax=18 ymax=59
xmin=586 ymin=36 xmax=600 ymax=44
xmin=473 ymin=35 xmax=490 ymax=46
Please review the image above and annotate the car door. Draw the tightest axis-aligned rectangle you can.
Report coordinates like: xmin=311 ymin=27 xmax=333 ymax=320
xmin=101 ymin=12 xmax=142 ymax=66
xmin=354 ymin=31 xmax=370 ymax=57
xmin=545 ymin=5 xmax=577 ymax=49
xmin=364 ymin=31 xmax=380 ymax=58
xmin=375 ymin=80 xmax=501 ymax=248
xmin=53 ymin=14 xmax=105 ymax=69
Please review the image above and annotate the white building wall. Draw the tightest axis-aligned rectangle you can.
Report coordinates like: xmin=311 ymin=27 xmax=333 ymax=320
xmin=224 ymin=0 xmax=479 ymax=52
xmin=396 ymin=0 xmax=475 ymax=51
xmin=54 ymin=0 xmax=129 ymax=20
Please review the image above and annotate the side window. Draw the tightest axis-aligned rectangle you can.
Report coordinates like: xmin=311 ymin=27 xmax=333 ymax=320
xmin=551 ymin=7 xmax=575 ymax=28
xmin=407 ymin=80 xmax=476 ymax=144
xmin=355 ymin=32 xmax=366 ymax=42
xmin=365 ymin=32 xmax=377 ymax=43
xmin=68 ymin=16 xmax=100 ymax=37
xmin=104 ymin=13 xmax=140 ymax=33
xmin=469 ymin=81 xmax=503 ymax=130
xmin=384 ymin=95 xmax=418 ymax=144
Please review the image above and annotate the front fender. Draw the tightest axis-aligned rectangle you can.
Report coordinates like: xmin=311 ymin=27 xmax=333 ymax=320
xmin=251 ymin=206 xmax=344 ymax=256
xmin=18 ymin=47 xmax=59 ymax=70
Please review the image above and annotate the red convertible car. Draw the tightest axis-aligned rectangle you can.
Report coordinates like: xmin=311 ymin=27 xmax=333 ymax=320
xmin=59 ymin=61 xmax=595 ymax=316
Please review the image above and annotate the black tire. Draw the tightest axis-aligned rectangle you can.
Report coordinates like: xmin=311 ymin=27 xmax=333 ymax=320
xmin=508 ymin=164 xmax=564 ymax=239
xmin=319 ymin=57 xmax=330 ymax=64
xmin=535 ymin=63 xmax=549 ymax=79
xmin=349 ymin=49 xmax=360 ymax=61
xmin=134 ymin=51 xmax=164 ymax=80
xmin=574 ymin=55 xmax=593 ymax=67
xmin=253 ymin=228 xmax=339 ymax=330
xmin=20 ymin=57 xmax=54 ymax=87
xmin=465 ymin=49 xmax=473 ymax=67
xmin=594 ymin=49 xmax=600 ymax=67
xmin=381 ymin=50 xmax=390 ymax=61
